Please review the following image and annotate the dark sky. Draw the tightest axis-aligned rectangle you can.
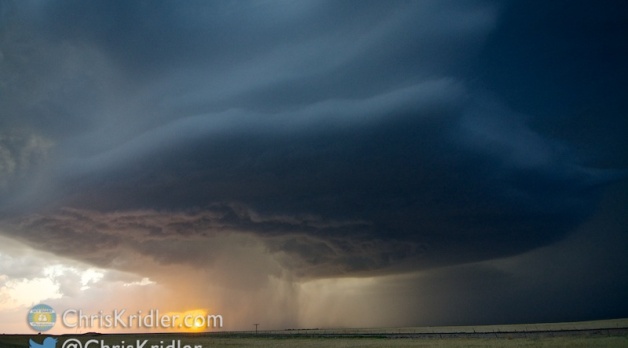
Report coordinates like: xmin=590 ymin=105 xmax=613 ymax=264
xmin=0 ymin=0 xmax=627 ymax=331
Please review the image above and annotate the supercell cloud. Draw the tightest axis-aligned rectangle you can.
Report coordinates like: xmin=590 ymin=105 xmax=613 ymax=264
xmin=0 ymin=0 xmax=627 ymax=332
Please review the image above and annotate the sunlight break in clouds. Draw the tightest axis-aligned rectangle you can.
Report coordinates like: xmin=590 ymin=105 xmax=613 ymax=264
xmin=0 ymin=235 xmax=160 ymax=333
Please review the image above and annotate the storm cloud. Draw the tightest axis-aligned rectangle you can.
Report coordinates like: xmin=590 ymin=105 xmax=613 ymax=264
xmin=0 ymin=0 xmax=626 ymax=331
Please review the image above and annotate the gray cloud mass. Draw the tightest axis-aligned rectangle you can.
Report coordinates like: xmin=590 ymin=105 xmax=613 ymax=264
xmin=0 ymin=0 xmax=626 ymax=328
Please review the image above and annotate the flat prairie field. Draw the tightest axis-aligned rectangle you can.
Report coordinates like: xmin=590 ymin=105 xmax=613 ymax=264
xmin=3 ymin=319 xmax=628 ymax=348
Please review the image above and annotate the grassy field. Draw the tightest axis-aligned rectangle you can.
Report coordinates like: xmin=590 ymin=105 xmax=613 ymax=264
xmin=2 ymin=318 xmax=628 ymax=348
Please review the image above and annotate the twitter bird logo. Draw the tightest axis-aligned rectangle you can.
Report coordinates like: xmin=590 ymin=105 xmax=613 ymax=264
xmin=29 ymin=337 xmax=57 ymax=348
